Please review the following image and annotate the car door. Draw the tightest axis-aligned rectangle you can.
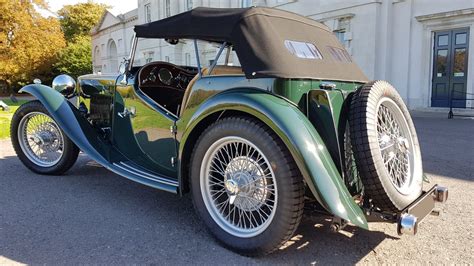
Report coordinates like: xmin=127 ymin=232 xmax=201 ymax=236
xmin=112 ymin=74 xmax=178 ymax=179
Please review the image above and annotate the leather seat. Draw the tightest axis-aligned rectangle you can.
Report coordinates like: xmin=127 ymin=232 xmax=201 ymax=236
xmin=180 ymin=66 xmax=243 ymax=115
xmin=207 ymin=65 xmax=243 ymax=76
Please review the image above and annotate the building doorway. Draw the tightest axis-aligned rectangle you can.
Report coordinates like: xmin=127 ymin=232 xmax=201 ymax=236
xmin=431 ymin=28 xmax=469 ymax=108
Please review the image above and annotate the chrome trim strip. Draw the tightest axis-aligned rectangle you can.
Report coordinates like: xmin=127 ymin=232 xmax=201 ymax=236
xmin=119 ymin=161 xmax=179 ymax=184
xmin=113 ymin=162 xmax=178 ymax=187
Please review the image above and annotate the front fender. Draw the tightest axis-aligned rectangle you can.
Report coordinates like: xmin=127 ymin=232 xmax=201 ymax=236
xmin=19 ymin=84 xmax=109 ymax=166
xmin=181 ymin=88 xmax=368 ymax=229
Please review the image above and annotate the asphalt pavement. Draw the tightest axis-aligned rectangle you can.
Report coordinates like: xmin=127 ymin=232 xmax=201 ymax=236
xmin=0 ymin=115 xmax=473 ymax=264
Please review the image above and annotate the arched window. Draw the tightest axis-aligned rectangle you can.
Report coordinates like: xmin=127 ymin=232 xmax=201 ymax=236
xmin=94 ymin=46 xmax=100 ymax=64
xmin=108 ymin=39 xmax=118 ymax=73
xmin=93 ymin=46 xmax=102 ymax=73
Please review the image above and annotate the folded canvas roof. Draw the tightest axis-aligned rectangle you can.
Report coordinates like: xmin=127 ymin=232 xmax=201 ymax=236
xmin=134 ymin=7 xmax=368 ymax=82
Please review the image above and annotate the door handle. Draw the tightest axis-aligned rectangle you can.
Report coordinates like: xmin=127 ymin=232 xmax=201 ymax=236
xmin=118 ymin=106 xmax=136 ymax=118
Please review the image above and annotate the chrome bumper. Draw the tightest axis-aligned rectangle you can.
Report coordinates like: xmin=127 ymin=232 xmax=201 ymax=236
xmin=397 ymin=185 xmax=448 ymax=235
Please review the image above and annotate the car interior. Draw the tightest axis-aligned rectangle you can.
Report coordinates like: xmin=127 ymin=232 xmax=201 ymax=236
xmin=136 ymin=61 xmax=243 ymax=117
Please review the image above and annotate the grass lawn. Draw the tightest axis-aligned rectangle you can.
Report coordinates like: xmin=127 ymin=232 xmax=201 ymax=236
xmin=0 ymin=99 xmax=29 ymax=139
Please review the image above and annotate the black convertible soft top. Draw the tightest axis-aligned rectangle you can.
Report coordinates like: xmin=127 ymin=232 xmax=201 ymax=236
xmin=134 ymin=7 xmax=368 ymax=82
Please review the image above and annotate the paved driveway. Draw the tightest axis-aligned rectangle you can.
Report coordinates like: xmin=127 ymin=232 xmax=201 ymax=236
xmin=1 ymin=115 xmax=473 ymax=264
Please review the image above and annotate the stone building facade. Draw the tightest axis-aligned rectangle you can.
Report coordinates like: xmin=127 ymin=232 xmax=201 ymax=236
xmin=91 ymin=0 xmax=474 ymax=110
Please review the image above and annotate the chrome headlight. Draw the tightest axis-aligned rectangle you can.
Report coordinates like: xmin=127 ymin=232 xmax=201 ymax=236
xmin=52 ymin=74 xmax=76 ymax=98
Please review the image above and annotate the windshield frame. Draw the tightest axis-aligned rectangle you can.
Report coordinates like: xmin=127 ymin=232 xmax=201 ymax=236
xmin=127 ymin=36 xmax=231 ymax=80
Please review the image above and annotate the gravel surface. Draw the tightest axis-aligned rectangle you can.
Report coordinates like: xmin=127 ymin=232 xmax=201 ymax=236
xmin=0 ymin=115 xmax=473 ymax=264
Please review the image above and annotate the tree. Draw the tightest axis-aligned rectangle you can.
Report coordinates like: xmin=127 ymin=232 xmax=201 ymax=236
xmin=0 ymin=0 xmax=65 ymax=93
xmin=54 ymin=35 xmax=93 ymax=78
xmin=54 ymin=2 xmax=108 ymax=78
xmin=57 ymin=1 xmax=108 ymax=42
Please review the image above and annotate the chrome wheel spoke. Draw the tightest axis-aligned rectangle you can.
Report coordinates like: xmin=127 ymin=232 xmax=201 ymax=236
xmin=376 ymin=98 xmax=415 ymax=194
xmin=201 ymin=137 xmax=277 ymax=238
xmin=18 ymin=112 xmax=64 ymax=167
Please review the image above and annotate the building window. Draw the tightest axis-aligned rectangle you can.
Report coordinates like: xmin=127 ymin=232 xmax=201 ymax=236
xmin=334 ymin=30 xmax=346 ymax=44
xmin=144 ymin=52 xmax=154 ymax=63
xmin=241 ymin=0 xmax=252 ymax=7
xmin=145 ymin=3 xmax=151 ymax=23
xmin=165 ymin=56 xmax=170 ymax=62
xmin=333 ymin=18 xmax=351 ymax=48
xmin=165 ymin=0 xmax=171 ymax=17
xmin=186 ymin=0 xmax=193 ymax=10
xmin=94 ymin=46 xmax=100 ymax=60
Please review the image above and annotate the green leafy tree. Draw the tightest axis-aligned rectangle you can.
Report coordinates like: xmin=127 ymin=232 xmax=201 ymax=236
xmin=57 ymin=1 xmax=108 ymax=42
xmin=54 ymin=35 xmax=93 ymax=78
xmin=54 ymin=1 xmax=108 ymax=78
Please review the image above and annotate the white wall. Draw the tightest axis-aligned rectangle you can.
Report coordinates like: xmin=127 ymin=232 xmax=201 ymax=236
xmin=385 ymin=0 xmax=474 ymax=108
xmin=92 ymin=10 xmax=137 ymax=74
xmin=92 ymin=0 xmax=474 ymax=109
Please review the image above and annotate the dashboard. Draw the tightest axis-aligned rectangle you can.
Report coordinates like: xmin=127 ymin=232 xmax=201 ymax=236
xmin=138 ymin=62 xmax=198 ymax=91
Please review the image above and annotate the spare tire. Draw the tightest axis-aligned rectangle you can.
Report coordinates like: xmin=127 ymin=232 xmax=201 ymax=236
xmin=349 ymin=81 xmax=423 ymax=212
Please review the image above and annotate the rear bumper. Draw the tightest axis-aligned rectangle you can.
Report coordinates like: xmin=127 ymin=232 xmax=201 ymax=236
xmin=397 ymin=185 xmax=448 ymax=235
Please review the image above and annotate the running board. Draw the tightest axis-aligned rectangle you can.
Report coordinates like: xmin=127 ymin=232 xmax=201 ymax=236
xmin=111 ymin=161 xmax=179 ymax=194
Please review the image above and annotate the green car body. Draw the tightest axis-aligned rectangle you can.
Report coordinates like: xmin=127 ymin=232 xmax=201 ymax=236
xmin=19 ymin=72 xmax=368 ymax=229
xmin=17 ymin=6 xmax=385 ymax=230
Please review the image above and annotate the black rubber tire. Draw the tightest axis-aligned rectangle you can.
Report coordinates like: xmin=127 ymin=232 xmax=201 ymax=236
xmin=10 ymin=100 xmax=79 ymax=175
xmin=349 ymin=81 xmax=423 ymax=212
xmin=190 ymin=116 xmax=305 ymax=256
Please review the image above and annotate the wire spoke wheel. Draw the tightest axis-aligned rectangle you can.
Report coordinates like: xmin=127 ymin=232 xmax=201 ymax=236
xmin=350 ymin=81 xmax=422 ymax=211
xmin=200 ymin=136 xmax=277 ymax=238
xmin=11 ymin=101 xmax=79 ymax=175
xmin=376 ymin=98 xmax=415 ymax=195
xmin=343 ymin=123 xmax=363 ymax=194
xmin=191 ymin=117 xmax=304 ymax=255
xmin=17 ymin=112 xmax=64 ymax=167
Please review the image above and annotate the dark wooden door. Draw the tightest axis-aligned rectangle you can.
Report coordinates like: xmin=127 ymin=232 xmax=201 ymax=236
xmin=431 ymin=28 xmax=469 ymax=108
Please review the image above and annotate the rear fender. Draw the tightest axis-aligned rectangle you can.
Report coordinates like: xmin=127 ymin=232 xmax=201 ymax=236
xmin=180 ymin=88 xmax=368 ymax=229
xmin=19 ymin=84 xmax=110 ymax=166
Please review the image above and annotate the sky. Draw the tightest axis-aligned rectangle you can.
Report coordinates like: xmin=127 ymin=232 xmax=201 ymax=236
xmin=39 ymin=0 xmax=137 ymax=17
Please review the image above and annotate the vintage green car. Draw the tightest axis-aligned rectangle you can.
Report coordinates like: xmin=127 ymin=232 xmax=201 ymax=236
xmin=11 ymin=7 xmax=447 ymax=256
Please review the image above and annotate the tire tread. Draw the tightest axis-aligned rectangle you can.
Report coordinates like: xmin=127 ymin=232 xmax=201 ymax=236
xmin=190 ymin=116 xmax=304 ymax=256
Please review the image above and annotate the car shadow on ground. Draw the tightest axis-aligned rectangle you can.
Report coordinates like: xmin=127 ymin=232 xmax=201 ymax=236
xmin=267 ymin=216 xmax=398 ymax=264
xmin=0 ymin=154 xmax=397 ymax=264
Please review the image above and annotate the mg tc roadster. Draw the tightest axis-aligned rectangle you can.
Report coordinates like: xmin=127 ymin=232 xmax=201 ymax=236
xmin=11 ymin=7 xmax=447 ymax=256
